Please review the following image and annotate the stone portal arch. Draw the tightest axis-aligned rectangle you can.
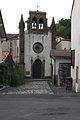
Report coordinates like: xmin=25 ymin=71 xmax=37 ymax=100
xmin=33 ymin=59 xmax=42 ymax=78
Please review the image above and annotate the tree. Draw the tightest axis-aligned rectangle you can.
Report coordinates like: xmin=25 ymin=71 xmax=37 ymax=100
xmin=56 ymin=18 xmax=71 ymax=39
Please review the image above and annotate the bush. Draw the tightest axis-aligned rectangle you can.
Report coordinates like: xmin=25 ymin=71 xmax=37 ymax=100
xmin=0 ymin=63 xmax=25 ymax=87
xmin=0 ymin=63 xmax=10 ymax=86
xmin=10 ymin=63 xmax=25 ymax=87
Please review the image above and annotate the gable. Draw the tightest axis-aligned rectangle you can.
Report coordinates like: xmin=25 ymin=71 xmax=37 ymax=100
xmin=0 ymin=10 xmax=7 ymax=39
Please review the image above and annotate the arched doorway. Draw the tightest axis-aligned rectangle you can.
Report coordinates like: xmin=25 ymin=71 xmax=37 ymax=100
xmin=33 ymin=59 xmax=42 ymax=78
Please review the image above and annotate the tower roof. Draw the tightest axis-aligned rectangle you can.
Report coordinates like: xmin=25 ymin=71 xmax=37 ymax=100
xmin=29 ymin=11 xmax=46 ymax=15
xmin=19 ymin=14 xmax=25 ymax=29
xmin=0 ymin=10 xmax=7 ymax=39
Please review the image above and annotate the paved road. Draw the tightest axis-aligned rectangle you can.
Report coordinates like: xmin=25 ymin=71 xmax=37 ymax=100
xmin=0 ymin=80 xmax=79 ymax=120
xmin=0 ymin=94 xmax=80 ymax=120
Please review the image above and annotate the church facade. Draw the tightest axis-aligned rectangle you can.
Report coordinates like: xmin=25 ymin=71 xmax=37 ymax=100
xmin=19 ymin=10 xmax=56 ymax=79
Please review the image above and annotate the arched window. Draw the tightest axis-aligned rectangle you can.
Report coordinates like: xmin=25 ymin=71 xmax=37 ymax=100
xmin=32 ymin=17 xmax=37 ymax=29
xmin=39 ymin=18 xmax=44 ymax=29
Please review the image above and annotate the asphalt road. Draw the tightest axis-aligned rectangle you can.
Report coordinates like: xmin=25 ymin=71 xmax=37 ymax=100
xmin=0 ymin=94 xmax=80 ymax=120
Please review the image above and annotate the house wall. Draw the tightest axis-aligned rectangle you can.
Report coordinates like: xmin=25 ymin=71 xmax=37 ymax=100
xmin=25 ymin=30 xmax=51 ymax=77
xmin=12 ymin=39 xmax=19 ymax=62
xmin=2 ymin=40 xmax=10 ymax=51
xmin=61 ymin=41 xmax=71 ymax=50
xmin=0 ymin=36 xmax=2 ymax=63
xmin=71 ymin=0 xmax=80 ymax=92
xmin=56 ymin=41 xmax=71 ymax=50
xmin=52 ymin=57 xmax=70 ymax=86
xmin=2 ymin=39 xmax=19 ymax=63
xmin=56 ymin=42 xmax=62 ymax=49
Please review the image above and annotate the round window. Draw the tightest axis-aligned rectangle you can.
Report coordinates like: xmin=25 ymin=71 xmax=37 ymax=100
xmin=33 ymin=42 xmax=44 ymax=53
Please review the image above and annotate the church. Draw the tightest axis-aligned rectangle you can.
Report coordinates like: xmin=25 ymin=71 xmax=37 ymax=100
xmin=19 ymin=10 xmax=56 ymax=79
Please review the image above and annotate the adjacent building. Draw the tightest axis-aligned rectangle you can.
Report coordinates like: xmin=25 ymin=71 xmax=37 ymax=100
xmin=71 ymin=0 xmax=80 ymax=92
xmin=2 ymin=51 xmax=14 ymax=68
xmin=51 ymin=37 xmax=71 ymax=86
xmin=0 ymin=10 xmax=7 ymax=63
xmin=2 ymin=34 xmax=19 ymax=63
xmin=56 ymin=36 xmax=71 ymax=50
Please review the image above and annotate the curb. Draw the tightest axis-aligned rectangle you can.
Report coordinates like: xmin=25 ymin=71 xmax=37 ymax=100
xmin=0 ymin=86 xmax=9 ymax=91
xmin=0 ymin=86 xmax=6 ymax=91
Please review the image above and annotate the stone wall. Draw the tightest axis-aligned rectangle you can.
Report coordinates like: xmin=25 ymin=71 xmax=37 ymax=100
xmin=25 ymin=31 xmax=51 ymax=78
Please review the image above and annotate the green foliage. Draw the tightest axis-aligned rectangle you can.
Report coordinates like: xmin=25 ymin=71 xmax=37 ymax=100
xmin=48 ymin=27 xmax=50 ymax=31
xmin=56 ymin=18 xmax=71 ymax=39
xmin=0 ymin=63 xmax=9 ymax=86
xmin=10 ymin=64 xmax=25 ymax=87
xmin=0 ymin=63 xmax=25 ymax=87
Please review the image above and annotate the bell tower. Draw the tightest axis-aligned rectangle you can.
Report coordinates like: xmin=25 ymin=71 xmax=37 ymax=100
xmin=27 ymin=11 xmax=48 ymax=34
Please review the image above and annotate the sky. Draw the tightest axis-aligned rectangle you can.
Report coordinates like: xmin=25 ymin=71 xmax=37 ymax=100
xmin=0 ymin=0 xmax=73 ymax=34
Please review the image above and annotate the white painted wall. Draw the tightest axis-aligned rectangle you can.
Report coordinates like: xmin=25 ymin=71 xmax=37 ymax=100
xmin=56 ymin=41 xmax=71 ymax=50
xmin=25 ymin=30 xmax=51 ymax=77
xmin=0 ymin=37 xmax=2 ymax=63
xmin=2 ymin=40 xmax=10 ymax=51
xmin=71 ymin=0 xmax=80 ymax=92
xmin=12 ymin=39 xmax=19 ymax=62
xmin=61 ymin=41 xmax=71 ymax=50
xmin=2 ymin=39 xmax=20 ymax=63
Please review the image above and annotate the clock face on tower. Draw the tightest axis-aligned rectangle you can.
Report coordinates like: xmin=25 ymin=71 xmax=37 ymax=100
xmin=33 ymin=42 xmax=44 ymax=53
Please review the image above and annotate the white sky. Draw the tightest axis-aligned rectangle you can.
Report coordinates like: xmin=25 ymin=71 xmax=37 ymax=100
xmin=0 ymin=0 xmax=73 ymax=34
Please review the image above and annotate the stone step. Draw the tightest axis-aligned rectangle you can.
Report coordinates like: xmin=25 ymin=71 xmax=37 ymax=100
xmin=24 ymin=78 xmax=52 ymax=82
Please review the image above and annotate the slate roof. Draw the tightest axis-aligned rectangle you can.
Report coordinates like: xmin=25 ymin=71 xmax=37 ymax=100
xmin=56 ymin=36 xmax=71 ymax=45
xmin=7 ymin=34 xmax=19 ymax=40
xmin=0 ymin=10 xmax=7 ymax=39
xmin=56 ymin=36 xmax=71 ymax=41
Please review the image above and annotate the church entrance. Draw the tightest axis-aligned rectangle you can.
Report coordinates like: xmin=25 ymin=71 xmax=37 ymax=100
xmin=33 ymin=59 xmax=42 ymax=78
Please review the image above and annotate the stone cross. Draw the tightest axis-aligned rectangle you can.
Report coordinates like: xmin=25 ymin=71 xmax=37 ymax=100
xmin=36 ymin=5 xmax=40 ymax=11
